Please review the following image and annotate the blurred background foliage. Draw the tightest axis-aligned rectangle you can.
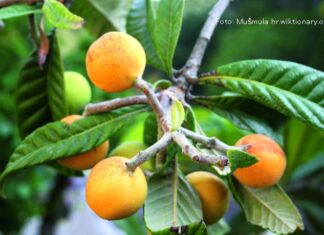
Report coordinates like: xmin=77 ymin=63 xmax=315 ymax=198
xmin=0 ymin=0 xmax=323 ymax=234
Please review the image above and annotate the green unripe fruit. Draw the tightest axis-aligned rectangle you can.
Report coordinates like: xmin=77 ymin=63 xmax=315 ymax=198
xmin=64 ymin=71 xmax=92 ymax=114
xmin=110 ymin=141 xmax=152 ymax=170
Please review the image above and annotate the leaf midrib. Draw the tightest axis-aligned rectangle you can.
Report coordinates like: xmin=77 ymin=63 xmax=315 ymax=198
xmin=12 ymin=106 xmax=149 ymax=161
xmin=201 ymin=76 xmax=324 ymax=123
xmin=244 ymin=185 xmax=296 ymax=232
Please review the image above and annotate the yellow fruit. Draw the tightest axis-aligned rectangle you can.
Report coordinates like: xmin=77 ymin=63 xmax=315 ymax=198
xmin=110 ymin=141 xmax=151 ymax=170
xmin=86 ymin=157 xmax=147 ymax=220
xmin=186 ymin=171 xmax=229 ymax=225
xmin=233 ymin=134 xmax=286 ymax=188
xmin=57 ymin=115 xmax=109 ymax=170
xmin=86 ymin=32 xmax=146 ymax=93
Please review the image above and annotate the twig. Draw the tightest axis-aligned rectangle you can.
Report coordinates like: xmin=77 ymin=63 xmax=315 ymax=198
xmin=134 ymin=77 xmax=170 ymax=132
xmin=126 ymin=132 xmax=173 ymax=171
xmin=176 ymin=0 xmax=231 ymax=85
xmin=83 ymin=95 xmax=149 ymax=116
xmin=180 ymin=127 xmax=236 ymax=153
xmin=0 ymin=0 xmax=40 ymax=7
xmin=172 ymin=131 xmax=228 ymax=168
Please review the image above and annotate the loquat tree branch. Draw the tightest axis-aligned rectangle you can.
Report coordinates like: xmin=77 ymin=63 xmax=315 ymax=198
xmin=175 ymin=0 xmax=231 ymax=85
xmin=172 ymin=131 xmax=228 ymax=168
xmin=180 ymin=127 xmax=238 ymax=153
xmin=126 ymin=132 xmax=173 ymax=171
xmin=82 ymin=95 xmax=149 ymax=116
xmin=134 ymin=77 xmax=170 ymax=132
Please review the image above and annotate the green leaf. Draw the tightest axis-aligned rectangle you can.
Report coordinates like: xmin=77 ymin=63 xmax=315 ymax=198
xmin=127 ymin=0 xmax=163 ymax=68
xmin=143 ymin=113 xmax=158 ymax=146
xmin=290 ymin=153 xmax=324 ymax=181
xmin=144 ymin=159 xmax=204 ymax=233
xmin=207 ymin=219 xmax=230 ymax=235
xmin=195 ymin=97 xmax=284 ymax=145
xmin=284 ymin=119 xmax=324 ymax=179
xmin=226 ymin=149 xmax=258 ymax=173
xmin=217 ymin=60 xmax=324 ymax=106
xmin=1 ymin=106 xmax=148 ymax=193
xmin=43 ymin=0 xmax=85 ymax=29
xmin=16 ymin=33 xmax=66 ymax=138
xmin=153 ymin=79 xmax=173 ymax=90
xmin=199 ymin=60 xmax=324 ymax=130
xmin=169 ymin=98 xmax=185 ymax=131
xmin=149 ymin=0 xmax=185 ymax=76
xmin=183 ymin=106 xmax=198 ymax=132
xmin=231 ymin=180 xmax=304 ymax=234
xmin=71 ymin=0 xmax=131 ymax=34
xmin=0 ymin=4 xmax=42 ymax=20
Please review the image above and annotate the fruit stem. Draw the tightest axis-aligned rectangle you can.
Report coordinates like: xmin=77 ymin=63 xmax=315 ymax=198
xmin=172 ymin=131 xmax=228 ymax=168
xmin=126 ymin=132 xmax=173 ymax=171
xmin=134 ymin=77 xmax=170 ymax=132
xmin=82 ymin=95 xmax=150 ymax=116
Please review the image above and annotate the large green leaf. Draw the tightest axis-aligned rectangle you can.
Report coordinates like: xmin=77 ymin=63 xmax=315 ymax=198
xmin=71 ymin=0 xmax=131 ymax=34
xmin=195 ymin=96 xmax=284 ymax=145
xmin=199 ymin=60 xmax=324 ymax=130
xmin=217 ymin=60 xmax=324 ymax=106
xmin=229 ymin=180 xmax=304 ymax=234
xmin=43 ymin=0 xmax=85 ymax=29
xmin=152 ymin=0 xmax=184 ymax=76
xmin=0 ymin=4 xmax=42 ymax=20
xmin=144 ymin=158 xmax=205 ymax=233
xmin=284 ymin=119 xmax=324 ymax=179
xmin=126 ymin=0 xmax=162 ymax=68
xmin=1 ymin=106 xmax=148 ymax=193
xmin=16 ymin=33 xmax=66 ymax=138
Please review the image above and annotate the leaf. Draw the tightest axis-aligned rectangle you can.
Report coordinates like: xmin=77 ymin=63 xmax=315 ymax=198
xmin=217 ymin=60 xmax=324 ymax=106
xmin=126 ymin=0 xmax=162 ymax=68
xmin=183 ymin=106 xmax=198 ymax=132
xmin=71 ymin=0 xmax=131 ymax=34
xmin=144 ymin=158 xmax=204 ymax=233
xmin=207 ymin=219 xmax=230 ymax=235
xmin=284 ymin=119 xmax=324 ymax=179
xmin=169 ymin=98 xmax=185 ymax=131
xmin=143 ymin=113 xmax=158 ymax=146
xmin=199 ymin=60 xmax=324 ymax=130
xmin=195 ymin=97 xmax=284 ymax=145
xmin=226 ymin=149 xmax=258 ymax=173
xmin=0 ymin=4 xmax=42 ymax=20
xmin=153 ymin=79 xmax=173 ymax=90
xmin=1 ymin=106 xmax=149 ymax=193
xmin=291 ymin=153 xmax=324 ymax=181
xmin=150 ymin=0 xmax=185 ymax=76
xmin=16 ymin=33 xmax=66 ymax=138
xmin=42 ymin=0 xmax=85 ymax=29
xmin=231 ymin=180 xmax=304 ymax=234
xmin=151 ymin=222 xmax=207 ymax=235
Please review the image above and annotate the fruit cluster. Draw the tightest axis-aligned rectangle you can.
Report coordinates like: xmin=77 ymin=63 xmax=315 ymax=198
xmin=58 ymin=32 xmax=286 ymax=227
